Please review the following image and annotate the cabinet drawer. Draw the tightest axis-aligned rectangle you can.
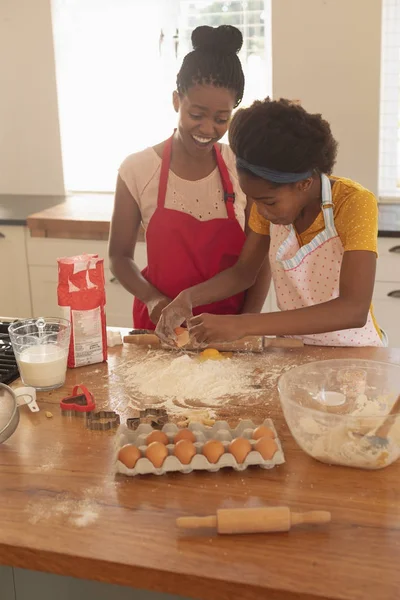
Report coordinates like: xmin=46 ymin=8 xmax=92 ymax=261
xmin=26 ymin=235 xmax=148 ymax=271
xmin=0 ymin=226 xmax=32 ymax=317
xmin=373 ymin=282 xmax=400 ymax=347
xmin=29 ymin=265 xmax=136 ymax=327
xmin=376 ymin=238 xmax=400 ymax=283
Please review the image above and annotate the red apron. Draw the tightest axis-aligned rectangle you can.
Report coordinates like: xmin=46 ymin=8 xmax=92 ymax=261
xmin=133 ymin=134 xmax=246 ymax=329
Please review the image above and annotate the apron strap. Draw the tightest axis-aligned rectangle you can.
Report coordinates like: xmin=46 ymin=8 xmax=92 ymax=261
xmin=320 ymin=174 xmax=336 ymax=234
xmin=214 ymin=144 xmax=236 ymax=221
xmin=158 ymin=135 xmax=237 ymax=221
xmin=157 ymin=134 xmax=174 ymax=208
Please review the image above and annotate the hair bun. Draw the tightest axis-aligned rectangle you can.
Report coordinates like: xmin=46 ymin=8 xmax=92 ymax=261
xmin=191 ymin=25 xmax=243 ymax=55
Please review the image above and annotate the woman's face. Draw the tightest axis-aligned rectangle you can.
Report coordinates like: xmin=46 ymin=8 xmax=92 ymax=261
xmin=238 ymin=171 xmax=315 ymax=226
xmin=173 ymin=84 xmax=236 ymax=157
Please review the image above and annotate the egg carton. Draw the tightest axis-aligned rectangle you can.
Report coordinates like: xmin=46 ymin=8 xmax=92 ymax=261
xmin=114 ymin=418 xmax=285 ymax=476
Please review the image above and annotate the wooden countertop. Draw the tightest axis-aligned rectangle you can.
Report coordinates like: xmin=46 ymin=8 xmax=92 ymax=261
xmin=1 ymin=345 xmax=400 ymax=600
xmin=26 ymin=194 xmax=145 ymax=241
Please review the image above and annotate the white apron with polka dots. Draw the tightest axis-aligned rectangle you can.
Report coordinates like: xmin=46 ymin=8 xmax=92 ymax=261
xmin=269 ymin=174 xmax=383 ymax=347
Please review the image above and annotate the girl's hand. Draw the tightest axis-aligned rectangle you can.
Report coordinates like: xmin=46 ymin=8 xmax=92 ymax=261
xmin=188 ymin=314 xmax=245 ymax=345
xmin=155 ymin=292 xmax=193 ymax=344
xmin=146 ymin=294 xmax=172 ymax=326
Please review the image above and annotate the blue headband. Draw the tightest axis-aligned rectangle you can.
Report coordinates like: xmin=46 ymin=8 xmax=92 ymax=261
xmin=236 ymin=157 xmax=313 ymax=183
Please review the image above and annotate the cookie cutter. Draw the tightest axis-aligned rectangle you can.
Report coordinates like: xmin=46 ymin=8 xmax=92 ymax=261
xmin=127 ymin=407 xmax=168 ymax=430
xmin=60 ymin=385 xmax=95 ymax=417
xmin=86 ymin=410 xmax=120 ymax=431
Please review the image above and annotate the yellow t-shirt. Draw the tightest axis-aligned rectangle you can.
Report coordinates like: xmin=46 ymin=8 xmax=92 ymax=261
xmin=249 ymin=176 xmax=378 ymax=253
xmin=249 ymin=176 xmax=381 ymax=338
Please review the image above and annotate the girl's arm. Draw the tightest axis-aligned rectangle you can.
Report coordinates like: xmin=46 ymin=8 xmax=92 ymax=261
xmin=240 ymin=198 xmax=271 ymax=314
xmin=108 ymin=175 xmax=171 ymax=324
xmin=156 ymin=232 xmax=270 ymax=340
xmin=188 ymin=250 xmax=377 ymax=343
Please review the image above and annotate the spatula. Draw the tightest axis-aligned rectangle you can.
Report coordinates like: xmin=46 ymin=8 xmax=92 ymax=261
xmin=362 ymin=393 xmax=400 ymax=449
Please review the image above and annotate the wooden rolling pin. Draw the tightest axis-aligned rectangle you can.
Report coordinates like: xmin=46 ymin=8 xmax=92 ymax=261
xmin=123 ymin=333 xmax=303 ymax=352
xmin=176 ymin=506 xmax=331 ymax=535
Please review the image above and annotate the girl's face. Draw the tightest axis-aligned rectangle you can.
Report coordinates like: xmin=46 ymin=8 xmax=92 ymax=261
xmin=173 ymin=84 xmax=236 ymax=157
xmin=238 ymin=171 xmax=315 ymax=226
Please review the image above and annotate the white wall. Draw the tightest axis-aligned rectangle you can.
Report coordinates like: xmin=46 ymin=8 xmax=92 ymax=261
xmin=0 ymin=0 xmax=64 ymax=195
xmin=0 ymin=0 xmax=383 ymax=197
xmin=272 ymin=0 xmax=382 ymax=195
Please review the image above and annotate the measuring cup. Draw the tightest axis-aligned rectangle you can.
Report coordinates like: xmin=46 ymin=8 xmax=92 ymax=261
xmin=0 ymin=384 xmax=38 ymax=443
xmin=8 ymin=317 xmax=71 ymax=390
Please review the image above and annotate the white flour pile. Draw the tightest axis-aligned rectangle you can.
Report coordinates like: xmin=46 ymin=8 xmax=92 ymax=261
xmin=123 ymin=352 xmax=260 ymax=404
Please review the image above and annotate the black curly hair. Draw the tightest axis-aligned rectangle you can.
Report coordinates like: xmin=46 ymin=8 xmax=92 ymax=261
xmin=176 ymin=25 xmax=245 ymax=108
xmin=229 ymin=98 xmax=338 ymax=177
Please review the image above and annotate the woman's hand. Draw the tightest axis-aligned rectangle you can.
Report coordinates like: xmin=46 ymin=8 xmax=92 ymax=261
xmin=155 ymin=292 xmax=193 ymax=344
xmin=146 ymin=294 xmax=172 ymax=326
xmin=188 ymin=314 xmax=246 ymax=346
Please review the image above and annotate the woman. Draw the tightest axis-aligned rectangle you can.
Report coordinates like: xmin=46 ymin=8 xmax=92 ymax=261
xmin=157 ymin=98 xmax=384 ymax=347
xmin=109 ymin=25 xmax=268 ymax=329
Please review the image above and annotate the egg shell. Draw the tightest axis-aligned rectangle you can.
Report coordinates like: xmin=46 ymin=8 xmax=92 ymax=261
xmin=229 ymin=437 xmax=252 ymax=464
xmin=118 ymin=444 xmax=142 ymax=469
xmin=252 ymin=425 xmax=276 ymax=440
xmin=174 ymin=439 xmax=197 ymax=465
xmin=174 ymin=327 xmax=190 ymax=348
xmin=255 ymin=437 xmax=278 ymax=460
xmin=146 ymin=430 xmax=169 ymax=445
xmin=174 ymin=429 xmax=196 ymax=444
xmin=202 ymin=440 xmax=225 ymax=464
xmin=145 ymin=442 xmax=169 ymax=468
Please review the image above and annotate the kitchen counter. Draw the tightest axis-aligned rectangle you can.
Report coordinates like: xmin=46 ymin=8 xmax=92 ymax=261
xmin=20 ymin=195 xmax=400 ymax=241
xmin=0 ymin=194 xmax=65 ymax=226
xmin=378 ymin=203 xmax=400 ymax=237
xmin=1 ymin=344 xmax=400 ymax=600
xmin=25 ymin=193 xmax=146 ymax=241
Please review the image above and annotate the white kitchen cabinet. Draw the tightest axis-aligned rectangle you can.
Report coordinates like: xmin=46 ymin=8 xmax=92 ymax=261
xmin=373 ymin=283 xmax=400 ymax=347
xmin=0 ymin=226 xmax=32 ymax=318
xmin=373 ymin=238 xmax=400 ymax=346
xmin=27 ymin=236 xmax=147 ymax=327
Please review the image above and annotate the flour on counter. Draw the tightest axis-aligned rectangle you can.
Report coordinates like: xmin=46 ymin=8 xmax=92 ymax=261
xmin=27 ymin=490 xmax=100 ymax=528
xmin=122 ymin=352 xmax=261 ymax=404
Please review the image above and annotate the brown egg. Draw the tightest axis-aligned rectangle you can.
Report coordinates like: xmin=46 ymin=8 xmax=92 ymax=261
xmin=174 ymin=327 xmax=190 ymax=348
xmin=202 ymin=440 xmax=225 ymax=464
xmin=229 ymin=437 xmax=252 ymax=464
xmin=146 ymin=430 xmax=169 ymax=445
xmin=118 ymin=444 xmax=141 ymax=469
xmin=145 ymin=441 xmax=169 ymax=468
xmin=252 ymin=425 xmax=276 ymax=440
xmin=174 ymin=439 xmax=197 ymax=465
xmin=255 ymin=437 xmax=278 ymax=460
xmin=174 ymin=428 xmax=196 ymax=444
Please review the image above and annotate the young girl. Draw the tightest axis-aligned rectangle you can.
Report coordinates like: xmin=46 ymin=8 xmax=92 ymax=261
xmin=108 ymin=25 xmax=268 ymax=329
xmin=157 ymin=98 xmax=384 ymax=347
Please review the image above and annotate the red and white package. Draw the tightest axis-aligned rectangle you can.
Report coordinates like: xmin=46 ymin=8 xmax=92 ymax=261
xmin=57 ymin=254 xmax=107 ymax=368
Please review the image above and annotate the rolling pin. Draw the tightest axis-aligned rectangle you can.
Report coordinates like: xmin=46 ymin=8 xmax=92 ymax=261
xmin=123 ymin=333 xmax=303 ymax=352
xmin=176 ymin=506 xmax=331 ymax=535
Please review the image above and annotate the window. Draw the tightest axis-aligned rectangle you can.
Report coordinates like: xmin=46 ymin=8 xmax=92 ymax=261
xmin=379 ymin=0 xmax=400 ymax=199
xmin=51 ymin=0 xmax=271 ymax=193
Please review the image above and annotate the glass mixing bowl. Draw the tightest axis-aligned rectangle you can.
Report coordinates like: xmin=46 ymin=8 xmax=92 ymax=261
xmin=278 ymin=359 xmax=400 ymax=470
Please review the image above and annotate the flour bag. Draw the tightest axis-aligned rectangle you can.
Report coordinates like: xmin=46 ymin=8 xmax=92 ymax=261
xmin=57 ymin=254 xmax=107 ymax=368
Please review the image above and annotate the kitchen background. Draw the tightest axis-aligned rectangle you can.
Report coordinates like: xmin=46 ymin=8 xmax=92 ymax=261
xmin=1 ymin=0 xmax=399 ymax=343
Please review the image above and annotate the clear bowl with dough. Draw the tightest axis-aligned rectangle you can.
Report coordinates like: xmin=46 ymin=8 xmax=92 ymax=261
xmin=278 ymin=359 xmax=400 ymax=469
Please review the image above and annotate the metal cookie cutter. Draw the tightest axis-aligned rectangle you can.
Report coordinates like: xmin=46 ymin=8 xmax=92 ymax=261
xmin=127 ymin=407 xmax=168 ymax=431
xmin=60 ymin=384 xmax=95 ymax=417
xmin=86 ymin=410 xmax=120 ymax=431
